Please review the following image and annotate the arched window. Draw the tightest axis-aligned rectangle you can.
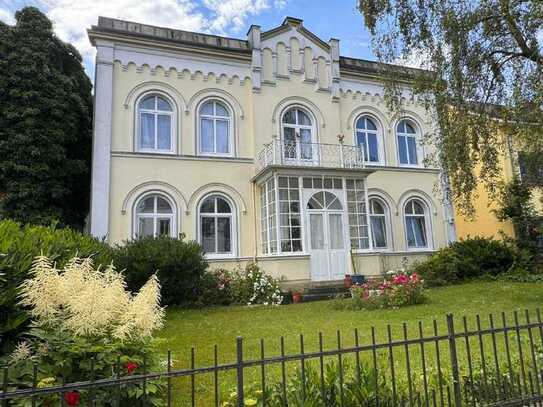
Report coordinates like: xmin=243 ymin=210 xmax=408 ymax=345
xmin=397 ymin=119 xmax=419 ymax=165
xmin=135 ymin=194 xmax=174 ymax=237
xmin=199 ymin=100 xmax=231 ymax=155
xmin=369 ymin=197 xmax=389 ymax=249
xmin=137 ymin=95 xmax=174 ymax=152
xmin=404 ymin=198 xmax=429 ymax=248
xmin=355 ymin=115 xmax=381 ymax=163
xmin=282 ymin=107 xmax=314 ymax=161
xmin=199 ymin=194 xmax=234 ymax=255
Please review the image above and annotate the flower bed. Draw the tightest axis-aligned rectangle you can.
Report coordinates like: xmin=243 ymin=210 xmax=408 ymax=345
xmin=349 ymin=271 xmax=425 ymax=309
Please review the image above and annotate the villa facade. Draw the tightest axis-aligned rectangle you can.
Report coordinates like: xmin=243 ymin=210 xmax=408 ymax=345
xmin=88 ymin=16 xmax=456 ymax=285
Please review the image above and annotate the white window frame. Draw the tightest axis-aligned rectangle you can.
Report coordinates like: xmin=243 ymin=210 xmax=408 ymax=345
xmin=135 ymin=93 xmax=176 ymax=154
xmin=403 ymin=198 xmax=433 ymax=251
xmin=197 ymin=99 xmax=234 ymax=157
xmin=280 ymin=106 xmax=317 ymax=163
xmin=197 ymin=193 xmax=237 ymax=259
xmin=345 ymin=178 xmax=372 ymax=252
xmin=368 ymin=196 xmax=391 ymax=250
xmin=133 ymin=193 xmax=176 ymax=238
xmin=354 ymin=115 xmax=385 ymax=165
xmin=277 ymin=176 xmax=303 ymax=254
xmin=396 ymin=118 xmax=423 ymax=167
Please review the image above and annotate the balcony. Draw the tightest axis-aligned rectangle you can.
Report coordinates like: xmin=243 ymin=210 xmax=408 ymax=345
xmin=256 ymin=139 xmax=367 ymax=172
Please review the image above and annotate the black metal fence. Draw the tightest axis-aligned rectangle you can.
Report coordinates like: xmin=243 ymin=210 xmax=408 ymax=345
xmin=2 ymin=310 xmax=543 ymax=406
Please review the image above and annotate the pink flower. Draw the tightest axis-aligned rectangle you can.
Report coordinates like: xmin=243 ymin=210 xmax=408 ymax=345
xmin=392 ymin=274 xmax=409 ymax=285
xmin=124 ymin=361 xmax=138 ymax=375
xmin=64 ymin=392 xmax=80 ymax=406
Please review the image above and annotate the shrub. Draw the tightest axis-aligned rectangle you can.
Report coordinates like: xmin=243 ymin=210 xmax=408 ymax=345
xmin=6 ymin=256 xmax=165 ymax=406
xmin=112 ymin=235 xmax=208 ymax=307
xmin=0 ymin=220 xmax=113 ymax=355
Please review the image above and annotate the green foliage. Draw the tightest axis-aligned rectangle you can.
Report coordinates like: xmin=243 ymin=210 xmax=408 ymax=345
xmin=0 ymin=7 xmax=93 ymax=229
xmin=112 ymin=235 xmax=208 ymax=307
xmin=412 ymin=236 xmax=522 ymax=286
xmin=0 ymin=220 xmax=113 ymax=355
xmin=357 ymin=0 xmax=543 ymax=215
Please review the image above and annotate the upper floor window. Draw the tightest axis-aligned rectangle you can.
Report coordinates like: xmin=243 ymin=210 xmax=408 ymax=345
xmin=397 ymin=119 xmax=419 ymax=166
xmin=199 ymin=100 xmax=231 ymax=156
xmin=404 ymin=198 xmax=429 ymax=249
xmin=137 ymin=95 xmax=174 ymax=153
xmin=369 ymin=197 xmax=389 ymax=249
xmin=282 ymin=107 xmax=314 ymax=161
xmin=355 ymin=115 xmax=381 ymax=164
xmin=135 ymin=194 xmax=175 ymax=238
xmin=199 ymin=194 xmax=234 ymax=256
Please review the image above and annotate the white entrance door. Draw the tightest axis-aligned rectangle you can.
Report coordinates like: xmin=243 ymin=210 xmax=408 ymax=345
xmin=306 ymin=191 xmax=348 ymax=281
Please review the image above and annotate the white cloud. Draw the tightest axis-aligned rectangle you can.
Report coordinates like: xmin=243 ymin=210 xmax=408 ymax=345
xmin=203 ymin=0 xmax=270 ymax=32
xmin=0 ymin=7 xmax=15 ymax=25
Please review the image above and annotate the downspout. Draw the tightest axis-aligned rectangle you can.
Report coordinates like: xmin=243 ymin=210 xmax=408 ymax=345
xmin=252 ymin=181 xmax=258 ymax=262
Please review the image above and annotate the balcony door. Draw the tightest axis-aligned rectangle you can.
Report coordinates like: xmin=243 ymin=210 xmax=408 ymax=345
xmin=281 ymin=107 xmax=316 ymax=165
xmin=305 ymin=191 xmax=348 ymax=281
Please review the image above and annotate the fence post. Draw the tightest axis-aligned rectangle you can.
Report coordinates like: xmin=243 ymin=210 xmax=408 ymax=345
xmin=236 ymin=336 xmax=244 ymax=407
xmin=446 ymin=314 xmax=462 ymax=407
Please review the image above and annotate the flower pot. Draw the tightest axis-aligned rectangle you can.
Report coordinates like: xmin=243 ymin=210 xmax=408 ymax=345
xmin=344 ymin=274 xmax=353 ymax=288
xmin=292 ymin=292 xmax=302 ymax=303
xmin=351 ymin=274 xmax=366 ymax=286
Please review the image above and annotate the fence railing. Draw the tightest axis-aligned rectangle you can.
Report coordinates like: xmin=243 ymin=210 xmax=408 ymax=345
xmin=2 ymin=310 xmax=543 ymax=406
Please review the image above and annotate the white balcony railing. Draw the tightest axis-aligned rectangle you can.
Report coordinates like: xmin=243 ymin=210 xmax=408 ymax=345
xmin=256 ymin=139 xmax=366 ymax=171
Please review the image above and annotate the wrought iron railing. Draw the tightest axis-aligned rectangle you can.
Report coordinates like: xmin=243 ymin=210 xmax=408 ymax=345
xmin=256 ymin=139 xmax=366 ymax=171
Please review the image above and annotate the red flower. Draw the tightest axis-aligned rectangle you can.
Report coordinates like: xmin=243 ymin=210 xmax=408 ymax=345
xmin=124 ymin=361 xmax=138 ymax=374
xmin=64 ymin=391 xmax=80 ymax=406
xmin=392 ymin=274 xmax=409 ymax=285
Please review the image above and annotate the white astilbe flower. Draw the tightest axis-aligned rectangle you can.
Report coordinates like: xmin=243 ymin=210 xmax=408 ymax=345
xmin=9 ymin=341 xmax=33 ymax=363
xmin=20 ymin=256 xmax=164 ymax=342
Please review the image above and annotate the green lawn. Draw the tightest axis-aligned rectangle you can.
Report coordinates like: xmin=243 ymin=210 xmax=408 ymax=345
xmin=156 ymin=281 xmax=543 ymax=405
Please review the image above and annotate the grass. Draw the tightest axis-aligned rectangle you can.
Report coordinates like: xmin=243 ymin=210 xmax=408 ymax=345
xmin=155 ymin=281 xmax=543 ymax=405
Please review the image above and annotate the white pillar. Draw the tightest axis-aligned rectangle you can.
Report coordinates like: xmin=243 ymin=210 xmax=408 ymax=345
xmin=90 ymin=40 xmax=114 ymax=239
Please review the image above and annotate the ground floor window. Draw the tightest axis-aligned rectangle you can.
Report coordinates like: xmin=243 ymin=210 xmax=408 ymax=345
xmin=135 ymin=194 xmax=174 ymax=238
xmin=260 ymin=178 xmax=277 ymax=254
xmin=199 ymin=194 xmax=233 ymax=255
xmin=346 ymin=179 xmax=370 ymax=249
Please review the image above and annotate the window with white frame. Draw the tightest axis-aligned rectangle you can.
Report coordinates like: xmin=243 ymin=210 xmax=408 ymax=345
xmin=369 ymin=197 xmax=389 ymax=249
xmin=397 ymin=119 xmax=419 ymax=165
xmin=346 ymin=179 xmax=370 ymax=249
xmin=199 ymin=100 xmax=231 ymax=155
xmin=199 ymin=195 xmax=234 ymax=255
xmin=282 ymin=107 xmax=314 ymax=160
xmin=260 ymin=178 xmax=277 ymax=254
xmin=137 ymin=95 xmax=174 ymax=152
xmin=135 ymin=194 xmax=174 ymax=238
xmin=278 ymin=176 xmax=302 ymax=252
xmin=404 ymin=198 xmax=429 ymax=248
xmin=355 ymin=115 xmax=381 ymax=163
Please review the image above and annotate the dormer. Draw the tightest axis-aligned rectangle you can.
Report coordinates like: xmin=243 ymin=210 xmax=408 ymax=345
xmin=248 ymin=17 xmax=340 ymax=100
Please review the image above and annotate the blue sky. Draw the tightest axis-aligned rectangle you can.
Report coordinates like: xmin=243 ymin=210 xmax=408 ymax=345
xmin=0 ymin=0 xmax=375 ymax=79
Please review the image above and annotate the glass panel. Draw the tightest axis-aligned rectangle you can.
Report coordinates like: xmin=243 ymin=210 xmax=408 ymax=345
xmin=371 ymin=199 xmax=385 ymax=214
xmin=333 ymin=178 xmax=343 ymax=189
xmin=201 ymin=217 xmax=216 ymax=252
xmin=414 ymin=217 xmax=427 ymax=247
xmin=312 ymin=192 xmax=325 ymax=207
xmin=158 ymin=218 xmax=171 ymax=236
xmin=292 ymin=240 xmax=302 ymax=252
xmin=329 ymin=214 xmax=344 ymax=249
xmin=407 ymin=136 xmax=418 ymax=164
xmin=355 ymin=117 xmax=365 ymax=130
xmin=140 ymin=113 xmax=155 ymax=149
xmin=356 ymin=132 xmax=367 ymax=160
xmin=283 ymin=127 xmax=296 ymax=159
xmin=138 ymin=196 xmax=155 ymax=213
xmin=307 ymin=198 xmax=322 ymax=210
xmin=371 ymin=216 xmax=387 ymax=248
xmin=217 ymin=217 xmax=231 ymax=252
xmin=157 ymin=97 xmax=172 ymax=111
xmin=303 ymin=177 xmax=312 ymax=188
xmin=300 ymin=128 xmax=312 ymax=159
xmin=310 ymin=214 xmax=325 ymax=249
xmin=366 ymin=117 xmax=377 ymax=130
xmin=201 ymin=118 xmax=214 ymax=153
xmin=282 ymin=109 xmax=296 ymax=124
xmin=200 ymin=197 xmax=215 ymax=213
xmin=157 ymin=115 xmax=171 ymax=150
xmin=368 ymin=133 xmax=379 ymax=162
xmin=215 ymin=102 xmax=229 ymax=117
xmin=278 ymin=177 xmax=288 ymax=187
xmin=313 ymin=177 xmax=322 ymax=188
xmin=397 ymin=121 xmax=405 ymax=133
xmin=156 ymin=197 xmax=172 ymax=213
xmin=398 ymin=135 xmax=409 ymax=164
xmin=289 ymin=177 xmax=299 ymax=188
xmin=140 ymin=96 xmax=155 ymax=110
xmin=216 ymin=120 xmax=229 ymax=153
xmin=323 ymin=177 xmax=333 ymax=189
xmin=405 ymin=121 xmax=416 ymax=133
xmin=200 ymin=101 xmax=214 ymax=115
xmin=138 ymin=217 xmax=154 ymax=237
xmin=412 ymin=200 xmax=424 ymax=214
xmin=328 ymin=198 xmax=342 ymax=210
xmin=216 ymin=197 xmax=231 ymax=213
xmin=297 ymin=109 xmax=312 ymax=125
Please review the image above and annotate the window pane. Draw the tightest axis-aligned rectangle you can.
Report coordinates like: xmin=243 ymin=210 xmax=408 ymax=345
xmin=200 ymin=101 xmax=214 ymax=115
xmin=157 ymin=97 xmax=172 ymax=111
xmin=283 ymin=127 xmax=296 ymax=158
xmin=200 ymin=197 xmax=215 ymax=213
xmin=201 ymin=217 xmax=216 ymax=252
xmin=397 ymin=121 xmax=405 ymax=133
xmin=140 ymin=96 xmax=155 ymax=110
xmin=371 ymin=216 xmax=387 ymax=248
xmin=329 ymin=214 xmax=344 ymax=249
xmin=215 ymin=102 xmax=229 ymax=117
xmin=371 ymin=199 xmax=385 ymax=214
xmin=216 ymin=120 xmax=229 ymax=153
xmin=282 ymin=109 xmax=296 ymax=124
xmin=407 ymin=136 xmax=418 ymax=164
xmin=157 ymin=115 xmax=171 ymax=150
xmin=412 ymin=200 xmax=425 ymax=214
xmin=158 ymin=218 xmax=171 ymax=236
xmin=216 ymin=197 xmax=231 ymax=213
xmin=355 ymin=117 xmax=365 ymax=130
xmin=405 ymin=122 xmax=416 ymax=133
xmin=297 ymin=109 xmax=312 ymax=125
xmin=356 ymin=132 xmax=367 ymax=160
xmin=138 ymin=217 xmax=154 ymax=237
xmin=414 ymin=217 xmax=427 ymax=247
xmin=201 ymin=118 xmax=214 ymax=153
xmin=368 ymin=133 xmax=379 ymax=162
xmin=398 ymin=135 xmax=409 ymax=164
xmin=217 ymin=217 xmax=231 ymax=252
xmin=156 ymin=197 xmax=172 ymax=213
xmin=300 ymin=128 xmax=312 ymax=159
xmin=406 ymin=217 xmax=416 ymax=247
xmin=138 ymin=197 xmax=155 ymax=213
xmin=366 ymin=117 xmax=377 ymax=130
xmin=140 ymin=113 xmax=155 ymax=149
xmin=310 ymin=214 xmax=325 ymax=249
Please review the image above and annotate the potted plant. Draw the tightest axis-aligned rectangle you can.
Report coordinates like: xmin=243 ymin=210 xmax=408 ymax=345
xmin=351 ymin=273 xmax=366 ymax=285
xmin=291 ymin=289 xmax=303 ymax=303
xmin=348 ymin=248 xmax=365 ymax=285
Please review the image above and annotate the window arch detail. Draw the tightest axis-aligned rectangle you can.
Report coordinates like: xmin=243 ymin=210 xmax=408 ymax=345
xmin=403 ymin=198 xmax=432 ymax=249
xmin=198 ymin=193 xmax=236 ymax=257
xmin=134 ymin=193 xmax=176 ymax=238
xmin=136 ymin=94 xmax=175 ymax=153
xmin=198 ymin=99 xmax=233 ymax=156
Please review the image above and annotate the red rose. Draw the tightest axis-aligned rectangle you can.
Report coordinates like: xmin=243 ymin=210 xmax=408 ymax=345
xmin=64 ymin=391 xmax=80 ymax=406
xmin=124 ymin=361 xmax=138 ymax=374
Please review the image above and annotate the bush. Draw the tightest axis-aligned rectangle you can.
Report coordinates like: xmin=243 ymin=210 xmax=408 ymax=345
xmin=0 ymin=220 xmax=113 ymax=355
xmin=412 ymin=236 xmax=522 ymax=287
xmin=112 ymin=235 xmax=208 ymax=307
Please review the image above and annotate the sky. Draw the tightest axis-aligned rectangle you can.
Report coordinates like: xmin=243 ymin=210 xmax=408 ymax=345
xmin=0 ymin=0 xmax=376 ymax=80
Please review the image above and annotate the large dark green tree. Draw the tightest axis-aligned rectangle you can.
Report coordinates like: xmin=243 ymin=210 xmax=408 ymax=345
xmin=358 ymin=0 xmax=542 ymax=215
xmin=0 ymin=7 xmax=92 ymax=229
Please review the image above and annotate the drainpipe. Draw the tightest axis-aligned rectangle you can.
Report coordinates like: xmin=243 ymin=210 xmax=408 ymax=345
xmin=252 ymin=181 xmax=258 ymax=262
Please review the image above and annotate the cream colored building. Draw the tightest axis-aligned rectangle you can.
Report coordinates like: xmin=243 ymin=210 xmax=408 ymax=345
xmin=88 ymin=16 xmax=456 ymax=285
